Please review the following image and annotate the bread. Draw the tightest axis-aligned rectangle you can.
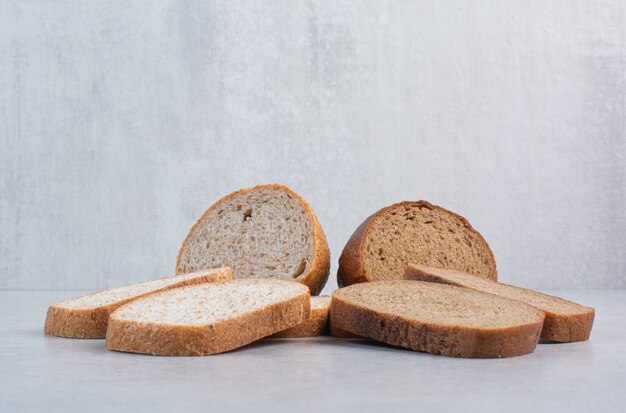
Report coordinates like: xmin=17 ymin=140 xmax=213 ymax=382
xmin=338 ymin=201 xmax=497 ymax=287
xmin=106 ymin=279 xmax=310 ymax=356
xmin=271 ymin=296 xmax=331 ymax=338
xmin=405 ymin=264 xmax=595 ymax=342
xmin=44 ymin=268 xmax=232 ymax=338
xmin=176 ymin=184 xmax=330 ymax=295
xmin=330 ymin=280 xmax=544 ymax=358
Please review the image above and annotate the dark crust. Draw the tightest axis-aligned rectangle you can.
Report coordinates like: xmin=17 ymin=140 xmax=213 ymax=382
xmin=337 ymin=200 xmax=498 ymax=287
xmin=330 ymin=284 xmax=544 ymax=358
xmin=404 ymin=264 xmax=595 ymax=342
xmin=106 ymin=290 xmax=310 ymax=356
xmin=176 ymin=184 xmax=330 ymax=295
xmin=43 ymin=269 xmax=232 ymax=339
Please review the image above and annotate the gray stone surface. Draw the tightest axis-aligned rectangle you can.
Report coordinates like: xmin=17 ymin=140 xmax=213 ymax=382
xmin=1 ymin=290 xmax=623 ymax=412
xmin=1 ymin=1 xmax=625 ymax=292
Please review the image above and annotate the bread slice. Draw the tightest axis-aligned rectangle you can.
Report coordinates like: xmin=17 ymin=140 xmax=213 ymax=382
xmin=405 ymin=264 xmax=595 ymax=342
xmin=44 ymin=268 xmax=232 ymax=339
xmin=106 ymin=279 xmax=310 ymax=356
xmin=271 ymin=296 xmax=330 ymax=338
xmin=176 ymin=184 xmax=330 ymax=295
xmin=338 ymin=201 xmax=497 ymax=287
xmin=331 ymin=280 xmax=544 ymax=358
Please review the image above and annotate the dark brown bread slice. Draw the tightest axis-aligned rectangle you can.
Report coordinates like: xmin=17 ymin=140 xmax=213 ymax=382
xmin=106 ymin=279 xmax=310 ymax=356
xmin=338 ymin=201 xmax=497 ymax=288
xmin=44 ymin=268 xmax=232 ymax=338
xmin=331 ymin=281 xmax=544 ymax=358
xmin=177 ymin=184 xmax=330 ymax=295
xmin=271 ymin=296 xmax=331 ymax=338
xmin=404 ymin=264 xmax=595 ymax=342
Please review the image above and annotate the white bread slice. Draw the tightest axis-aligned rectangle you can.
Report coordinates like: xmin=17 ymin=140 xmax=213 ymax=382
xmin=331 ymin=280 xmax=544 ymax=358
xmin=338 ymin=201 xmax=497 ymax=287
xmin=176 ymin=184 xmax=330 ymax=295
xmin=271 ymin=295 xmax=330 ymax=338
xmin=106 ymin=279 xmax=310 ymax=356
xmin=44 ymin=268 xmax=232 ymax=338
xmin=404 ymin=264 xmax=595 ymax=342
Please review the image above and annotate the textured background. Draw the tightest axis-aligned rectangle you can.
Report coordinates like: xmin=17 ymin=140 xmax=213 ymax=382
xmin=1 ymin=0 xmax=624 ymax=292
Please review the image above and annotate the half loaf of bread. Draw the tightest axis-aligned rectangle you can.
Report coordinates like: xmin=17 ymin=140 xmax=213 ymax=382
xmin=338 ymin=201 xmax=497 ymax=287
xmin=330 ymin=280 xmax=544 ymax=358
xmin=177 ymin=184 xmax=330 ymax=295
xmin=44 ymin=268 xmax=232 ymax=338
xmin=404 ymin=264 xmax=595 ymax=342
xmin=106 ymin=279 xmax=310 ymax=356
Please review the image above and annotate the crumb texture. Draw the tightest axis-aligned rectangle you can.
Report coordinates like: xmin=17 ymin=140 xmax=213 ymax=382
xmin=112 ymin=279 xmax=308 ymax=326
xmin=362 ymin=202 xmax=497 ymax=282
xmin=53 ymin=270 xmax=229 ymax=309
xmin=177 ymin=185 xmax=329 ymax=294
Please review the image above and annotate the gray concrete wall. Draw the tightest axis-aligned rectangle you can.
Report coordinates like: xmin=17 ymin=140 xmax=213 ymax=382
xmin=1 ymin=0 xmax=624 ymax=291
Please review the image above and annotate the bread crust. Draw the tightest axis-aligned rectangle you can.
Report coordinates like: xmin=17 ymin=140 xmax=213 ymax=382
xmin=105 ymin=285 xmax=310 ymax=356
xmin=330 ymin=281 xmax=544 ymax=358
xmin=176 ymin=184 xmax=330 ymax=295
xmin=271 ymin=296 xmax=330 ymax=338
xmin=44 ymin=268 xmax=232 ymax=339
xmin=405 ymin=264 xmax=595 ymax=342
xmin=337 ymin=201 xmax=497 ymax=287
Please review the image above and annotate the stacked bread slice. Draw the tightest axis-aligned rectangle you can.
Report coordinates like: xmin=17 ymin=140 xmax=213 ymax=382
xmin=404 ymin=264 xmax=595 ymax=342
xmin=45 ymin=268 xmax=232 ymax=338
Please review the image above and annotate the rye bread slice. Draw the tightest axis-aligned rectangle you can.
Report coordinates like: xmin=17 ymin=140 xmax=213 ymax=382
xmin=331 ymin=281 xmax=544 ymax=358
xmin=106 ymin=279 xmax=310 ymax=356
xmin=271 ymin=296 xmax=331 ymax=338
xmin=44 ymin=268 xmax=232 ymax=339
xmin=338 ymin=201 xmax=497 ymax=287
xmin=177 ymin=184 xmax=330 ymax=295
xmin=405 ymin=264 xmax=595 ymax=342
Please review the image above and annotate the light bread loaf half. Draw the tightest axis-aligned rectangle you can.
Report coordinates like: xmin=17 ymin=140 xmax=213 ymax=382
xmin=44 ymin=268 xmax=232 ymax=338
xmin=338 ymin=201 xmax=497 ymax=287
xmin=405 ymin=264 xmax=595 ymax=342
xmin=331 ymin=280 xmax=544 ymax=358
xmin=271 ymin=296 xmax=330 ymax=338
xmin=177 ymin=184 xmax=330 ymax=295
xmin=106 ymin=279 xmax=310 ymax=356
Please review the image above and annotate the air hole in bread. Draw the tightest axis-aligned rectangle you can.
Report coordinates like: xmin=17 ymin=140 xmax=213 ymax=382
xmin=292 ymin=259 xmax=307 ymax=278
xmin=424 ymin=220 xmax=433 ymax=224
xmin=243 ymin=209 xmax=253 ymax=221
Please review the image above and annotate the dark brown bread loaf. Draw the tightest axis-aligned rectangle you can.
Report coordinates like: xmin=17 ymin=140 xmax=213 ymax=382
xmin=330 ymin=280 xmax=544 ymax=358
xmin=405 ymin=264 xmax=595 ymax=342
xmin=338 ymin=201 xmax=497 ymax=287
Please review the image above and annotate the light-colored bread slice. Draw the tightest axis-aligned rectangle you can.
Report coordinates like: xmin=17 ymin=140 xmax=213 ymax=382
xmin=271 ymin=296 xmax=331 ymax=338
xmin=331 ymin=280 xmax=544 ymax=358
xmin=176 ymin=184 xmax=330 ymax=295
xmin=404 ymin=264 xmax=595 ymax=342
xmin=338 ymin=201 xmax=497 ymax=287
xmin=106 ymin=279 xmax=310 ymax=356
xmin=44 ymin=268 xmax=232 ymax=339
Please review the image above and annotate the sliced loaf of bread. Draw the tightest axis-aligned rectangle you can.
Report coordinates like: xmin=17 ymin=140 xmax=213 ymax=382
xmin=44 ymin=268 xmax=232 ymax=338
xmin=331 ymin=280 xmax=544 ymax=358
xmin=106 ymin=279 xmax=310 ymax=356
xmin=338 ymin=201 xmax=497 ymax=287
xmin=405 ymin=264 xmax=595 ymax=342
xmin=271 ymin=296 xmax=331 ymax=338
xmin=177 ymin=184 xmax=330 ymax=295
